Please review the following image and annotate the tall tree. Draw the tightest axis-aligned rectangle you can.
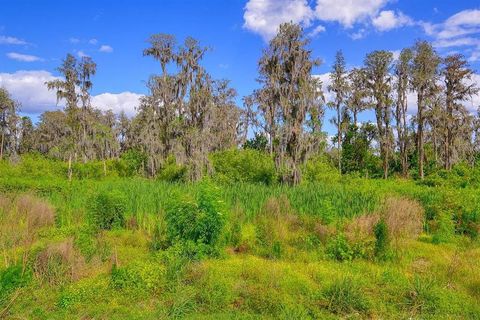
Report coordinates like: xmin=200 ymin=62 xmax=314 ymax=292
xmin=328 ymin=50 xmax=350 ymax=173
xmin=0 ymin=88 xmax=20 ymax=159
xmin=411 ymin=41 xmax=440 ymax=179
xmin=394 ymin=48 xmax=413 ymax=177
xmin=364 ymin=50 xmax=394 ymax=179
xmin=347 ymin=68 xmax=369 ymax=126
xmin=255 ymin=22 xmax=323 ymax=184
xmin=442 ymin=54 xmax=479 ymax=170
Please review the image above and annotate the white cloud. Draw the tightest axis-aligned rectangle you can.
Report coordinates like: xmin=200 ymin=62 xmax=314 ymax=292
xmin=422 ymin=9 xmax=480 ymax=61
xmin=372 ymin=10 xmax=413 ymax=32
xmin=309 ymin=25 xmax=326 ymax=37
xmin=243 ymin=0 xmax=314 ymax=40
xmin=0 ymin=70 xmax=60 ymax=113
xmin=77 ymin=50 xmax=89 ymax=58
xmin=92 ymin=92 xmax=142 ymax=116
xmin=6 ymin=52 xmax=43 ymax=62
xmin=0 ymin=35 xmax=27 ymax=45
xmin=89 ymin=38 xmax=98 ymax=45
xmin=99 ymin=45 xmax=113 ymax=53
xmin=0 ymin=70 xmax=142 ymax=116
xmin=69 ymin=37 xmax=80 ymax=44
xmin=315 ymin=0 xmax=388 ymax=28
xmin=350 ymin=28 xmax=367 ymax=40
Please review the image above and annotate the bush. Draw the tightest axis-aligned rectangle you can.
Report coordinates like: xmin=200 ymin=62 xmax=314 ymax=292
xmin=0 ymin=265 xmax=30 ymax=305
xmin=117 ymin=149 xmax=147 ymax=177
xmin=164 ymin=181 xmax=226 ymax=257
xmin=210 ymin=148 xmax=276 ymax=184
xmin=374 ymin=220 xmax=390 ymax=260
xmin=326 ymin=234 xmax=354 ymax=262
xmin=88 ymin=190 xmax=127 ymax=230
xmin=432 ymin=211 xmax=455 ymax=244
xmin=302 ymin=156 xmax=341 ymax=184
xmin=157 ymin=156 xmax=188 ymax=183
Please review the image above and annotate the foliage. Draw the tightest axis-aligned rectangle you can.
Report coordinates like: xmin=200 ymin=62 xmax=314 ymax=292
xmin=211 ymin=148 xmax=276 ymax=184
xmin=374 ymin=220 xmax=390 ymax=259
xmin=323 ymin=277 xmax=370 ymax=315
xmin=88 ymin=190 xmax=127 ymax=230
xmin=164 ymin=181 xmax=226 ymax=257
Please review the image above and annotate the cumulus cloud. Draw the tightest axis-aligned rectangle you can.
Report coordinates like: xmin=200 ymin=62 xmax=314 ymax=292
xmin=243 ymin=0 xmax=314 ymax=40
xmin=309 ymin=25 xmax=326 ymax=37
xmin=92 ymin=92 xmax=142 ymax=116
xmin=421 ymin=9 xmax=480 ymax=61
xmin=0 ymin=70 xmax=142 ymax=116
xmin=0 ymin=35 xmax=27 ymax=45
xmin=315 ymin=0 xmax=388 ymax=28
xmin=89 ymin=38 xmax=98 ymax=45
xmin=6 ymin=52 xmax=43 ymax=62
xmin=243 ymin=0 xmax=406 ymax=40
xmin=372 ymin=10 xmax=413 ymax=32
xmin=99 ymin=45 xmax=113 ymax=53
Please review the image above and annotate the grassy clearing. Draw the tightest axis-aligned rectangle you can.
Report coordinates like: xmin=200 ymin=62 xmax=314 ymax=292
xmin=1 ymin=160 xmax=480 ymax=319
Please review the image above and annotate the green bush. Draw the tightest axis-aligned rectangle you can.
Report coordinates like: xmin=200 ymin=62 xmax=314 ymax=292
xmin=432 ymin=211 xmax=455 ymax=244
xmin=302 ymin=156 xmax=341 ymax=184
xmin=88 ymin=190 xmax=127 ymax=230
xmin=116 ymin=149 xmax=147 ymax=177
xmin=157 ymin=156 xmax=188 ymax=182
xmin=374 ymin=220 xmax=390 ymax=260
xmin=0 ymin=265 xmax=30 ymax=305
xmin=326 ymin=234 xmax=354 ymax=262
xmin=210 ymin=148 xmax=276 ymax=184
xmin=165 ymin=181 xmax=226 ymax=257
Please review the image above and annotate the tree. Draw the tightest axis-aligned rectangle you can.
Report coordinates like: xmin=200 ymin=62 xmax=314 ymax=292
xmin=364 ymin=50 xmax=394 ymax=179
xmin=255 ymin=22 xmax=323 ymax=184
xmin=138 ymin=34 xmax=241 ymax=179
xmin=442 ymin=54 xmax=479 ymax=170
xmin=411 ymin=41 xmax=440 ymax=179
xmin=347 ymin=68 xmax=369 ymax=126
xmin=0 ymin=88 xmax=20 ymax=160
xmin=394 ymin=48 xmax=413 ymax=177
xmin=328 ymin=50 xmax=350 ymax=174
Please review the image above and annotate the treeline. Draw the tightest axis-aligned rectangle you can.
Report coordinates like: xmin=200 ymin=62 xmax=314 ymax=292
xmin=1 ymin=23 xmax=479 ymax=184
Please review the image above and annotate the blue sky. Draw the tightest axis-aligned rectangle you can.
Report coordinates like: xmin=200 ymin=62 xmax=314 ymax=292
xmin=0 ymin=0 xmax=479 ymax=134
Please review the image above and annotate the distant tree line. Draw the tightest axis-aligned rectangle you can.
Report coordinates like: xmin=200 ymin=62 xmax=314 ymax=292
xmin=1 ymin=22 xmax=479 ymax=184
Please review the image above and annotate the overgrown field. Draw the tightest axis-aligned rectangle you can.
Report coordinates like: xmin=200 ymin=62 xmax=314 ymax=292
xmin=1 ymin=157 xmax=480 ymax=319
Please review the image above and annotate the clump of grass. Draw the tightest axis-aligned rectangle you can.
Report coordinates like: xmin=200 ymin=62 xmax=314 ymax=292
xmin=404 ymin=276 xmax=439 ymax=317
xmin=32 ymin=238 xmax=83 ymax=286
xmin=323 ymin=277 xmax=369 ymax=315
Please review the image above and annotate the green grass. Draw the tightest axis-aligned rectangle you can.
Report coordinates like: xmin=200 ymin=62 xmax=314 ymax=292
xmin=1 ymin=158 xmax=480 ymax=319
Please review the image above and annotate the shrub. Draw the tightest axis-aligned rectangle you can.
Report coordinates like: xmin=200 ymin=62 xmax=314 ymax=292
xmin=164 ymin=181 xmax=225 ymax=257
xmin=432 ymin=211 xmax=455 ymax=244
xmin=0 ymin=265 xmax=30 ymax=305
xmin=88 ymin=190 xmax=127 ymax=230
xmin=326 ymin=234 xmax=354 ymax=262
xmin=374 ymin=220 xmax=390 ymax=260
xmin=302 ymin=156 xmax=341 ymax=184
xmin=210 ymin=148 xmax=276 ymax=184
xmin=157 ymin=156 xmax=188 ymax=182
xmin=323 ymin=277 xmax=369 ymax=315
xmin=117 ymin=149 xmax=147 ymax=177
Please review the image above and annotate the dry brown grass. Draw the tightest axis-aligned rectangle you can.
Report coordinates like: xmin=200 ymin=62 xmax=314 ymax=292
xmin=16 ymin=194 xmax=55 ymax=229
xmin=383 ymin=197 xmax=424 ymax=244
xmin=33 ymin=238 xmax=84 ymax=285
xmin=344 ymin=197 xmax=424 ymax=248
xmin=256 ymin=195 xmax=300 ymax=245
xmin=0 ymin=194 xmax=56 ymax=268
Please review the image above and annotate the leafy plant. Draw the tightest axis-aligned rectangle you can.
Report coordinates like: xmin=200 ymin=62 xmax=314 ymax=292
xmin=88 ymin=190 xmax=127 ymax=230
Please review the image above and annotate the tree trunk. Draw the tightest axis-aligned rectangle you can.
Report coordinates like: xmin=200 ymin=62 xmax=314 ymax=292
xmin=417 ymin=93 xmax=424 ymax=179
